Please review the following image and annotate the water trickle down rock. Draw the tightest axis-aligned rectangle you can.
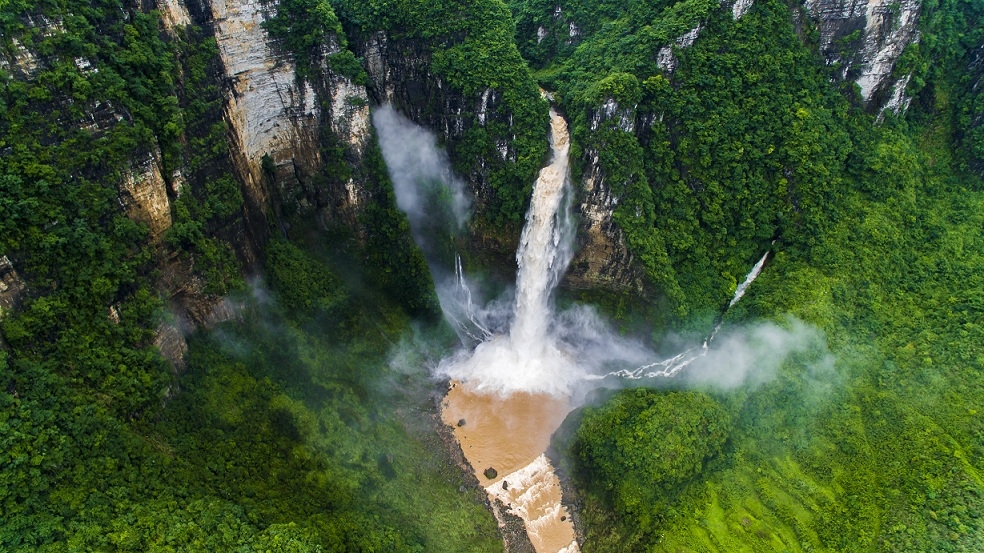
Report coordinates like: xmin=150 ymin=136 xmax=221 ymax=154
xmin=968 ymin=41 xmax=984 ymax=175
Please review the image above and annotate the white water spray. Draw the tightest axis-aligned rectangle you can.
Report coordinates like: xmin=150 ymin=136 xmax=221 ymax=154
xmin=374 ymin=103 xmax=794 ymax=396
xmin=376 ymin=103 xmax=819 ymax=553
xmin=589 ymin=246 xmax=774 ymax=381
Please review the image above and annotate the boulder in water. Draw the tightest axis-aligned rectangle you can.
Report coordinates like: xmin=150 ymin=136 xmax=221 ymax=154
xmin=484 ymin=467 xmax=498 ymax=480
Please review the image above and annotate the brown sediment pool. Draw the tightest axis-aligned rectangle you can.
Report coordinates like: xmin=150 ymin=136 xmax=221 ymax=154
xmin=442 ymin=381 xmax=579 ymax=553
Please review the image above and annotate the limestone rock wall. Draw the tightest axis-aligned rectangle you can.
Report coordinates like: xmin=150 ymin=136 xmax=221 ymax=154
xmin=119 ymin=150 xmax=173 ymax=241
xmin=803 ymin=0 xmax=921 ymax=113
xmin=205 ymin=0 xmax=321 ymax=207
xmin=0 ymin=257 xmax=27 ymax=322
xmin=358 ymin=32 xmax=517 ymax=213
xmin=566 ymin=147 xmax=645 ymax=293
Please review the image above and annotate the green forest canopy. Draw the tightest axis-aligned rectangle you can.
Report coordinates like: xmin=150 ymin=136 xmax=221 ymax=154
xmin=1 ymin=0 xmax=983 ymax=550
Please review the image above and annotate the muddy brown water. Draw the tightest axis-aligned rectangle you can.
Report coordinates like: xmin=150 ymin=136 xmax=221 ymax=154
xmin=442 ymin=381 xmax=579 ymax=553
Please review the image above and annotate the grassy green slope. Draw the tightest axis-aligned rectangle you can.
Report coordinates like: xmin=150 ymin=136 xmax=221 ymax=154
xmin=643 ymin=122 xmax=984 ymax=553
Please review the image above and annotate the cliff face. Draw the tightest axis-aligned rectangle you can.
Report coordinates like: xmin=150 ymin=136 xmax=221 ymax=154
xmin=802 ymin=0 xmax=921 ymax=113
xmin=0 ymin=0 xmax=379 ymax=367
xmin=0 ymin=256 xmax=27 ymax=323
xmin=120 ymin=150 xmax=174 ymax=242
xmin=355 ymin=32 xmax=538 ymax=225
xmin=148 ymin=0 xmax=378 ymax=364
xmin=566 ymin=145 xmax=646 ymax=293
xmin=185 ymin=0 xmax=373 ymax=229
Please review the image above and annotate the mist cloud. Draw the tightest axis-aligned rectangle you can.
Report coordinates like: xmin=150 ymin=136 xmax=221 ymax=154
xmin=372 ymin=104 xmax=472 ymax=242
xmin=679 ymin=317 xmax=834 ymax=389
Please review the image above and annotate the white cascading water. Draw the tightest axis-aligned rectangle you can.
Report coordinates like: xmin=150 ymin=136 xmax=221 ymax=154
xmin=511 ymin=110 xmax=575 ymax=343
xmin=441 ymin=108 xmax=776 ymax=392
xmin=440 ymin=109 xmax=582 ymax=396
xmin=729 ymin=245 xmax=772 ymax=308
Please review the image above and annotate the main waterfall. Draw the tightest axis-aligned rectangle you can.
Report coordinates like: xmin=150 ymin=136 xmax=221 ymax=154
xmin=440 ymin=110 xmax=582 ymax=396
xmin=375 ymin=103 xmax=782 ymax=553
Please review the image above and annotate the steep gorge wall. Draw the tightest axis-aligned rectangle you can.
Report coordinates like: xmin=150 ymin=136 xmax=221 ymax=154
xmin=173 ymin=0 xmax=374 ymax=232
xmin=0 ymin=0 xmax=380 ymax=372
xmin=565 ymin=102 xmax=647 ymax=294
xmin=522 ymin=0 xmax=925 ymax=302
xmin=358 ymin=33 xmax=516 ymax=216
xmin=329 ymin=0 xmax=552 ymax=272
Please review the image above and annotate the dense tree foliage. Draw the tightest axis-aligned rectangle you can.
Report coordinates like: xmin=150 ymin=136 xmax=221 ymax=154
xmin=0 ymin=0 xmax=490 ymax=548
xmin=513 ymin=0 xmax=858 ymax=328
xmin=575 ymin=390 xmax=730 ymax=525
xmin=3 ymin=0 xmax=984 ymax=550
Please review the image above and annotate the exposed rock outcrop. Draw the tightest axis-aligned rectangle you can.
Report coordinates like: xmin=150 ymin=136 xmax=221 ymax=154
xmin=359 ymin=33 xmax=514 ymax=212
xmin=119 ymin=150 xmax=173 ymax=241
xmin=566 ymin=100 xmax=646 ymax=293
xmin=154 ymin=323 xmax=188 ymax=373
xmin=207 ymin=0 xmax=322 ymax=207
xmin=566 ymin=148 xmax=646 ymax=293
xmin=803 ymin=0 xmax=921 ymax=113
xmin=0 ymin=257 xmax=27 ymax=321
xmin=157 ymin=0 xmax=191 ymax=29
xmin=657 ymin=24 xmax=704 ymax=73
xmin=1 ymin=38 xmax=39 ymax=76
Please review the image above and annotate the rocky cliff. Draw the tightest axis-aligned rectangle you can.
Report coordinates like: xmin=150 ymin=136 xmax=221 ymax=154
xmin=0 ymin=0 xmax=557 ymax=373
xmin=358 ymin=32 xmax=516 ymax=215
xmin=0 ymin=0 xmax=381 ymax=370
xmin=525 ymin=0 xmax=926 ymax=300
xmin=802 ymin=0 xmax=921 ymax=114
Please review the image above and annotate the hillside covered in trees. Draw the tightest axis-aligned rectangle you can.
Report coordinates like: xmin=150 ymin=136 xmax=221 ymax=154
xmin=2 ymin=0 xmax=983 ymax=550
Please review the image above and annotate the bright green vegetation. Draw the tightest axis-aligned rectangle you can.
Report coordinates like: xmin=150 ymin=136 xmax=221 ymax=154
xmin=571 ymin=390 xmax=731 ymax=536
xmin=0 ymin=0 xmax=495 ymax=549
xmin=521 ymin=0 xmax=984 ymax=550
xmin=514 ymin=0 xmax=855 ymax=328
xmin=4 ymin=0 xmax=984 ymax=549
xmin=262 ymin=0 xmax=366 ymax=81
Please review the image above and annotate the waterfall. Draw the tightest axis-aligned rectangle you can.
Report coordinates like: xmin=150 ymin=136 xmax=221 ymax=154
xmin=374 ymin=102 xmax=780 ymax=394
xmin=439 ymin=109 xmax=582 ymax=396
xmin=511 ymin=111 xmax=575 ymax=346
xmin=588 ymin=247 xmax=774 ymax=381
xmin=729 ymin=246 xmax=771 ymax=307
